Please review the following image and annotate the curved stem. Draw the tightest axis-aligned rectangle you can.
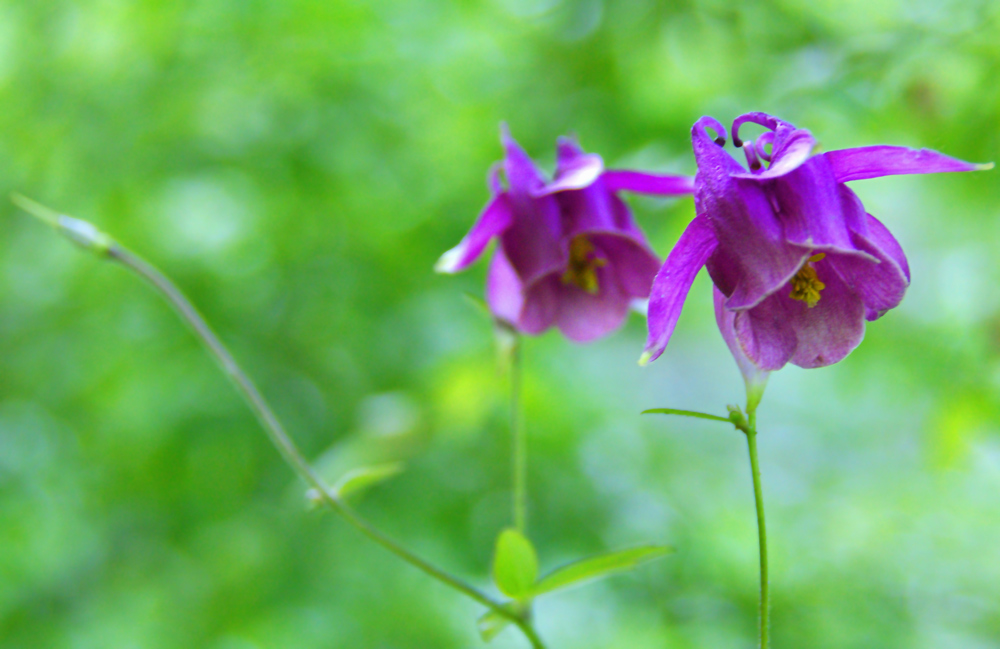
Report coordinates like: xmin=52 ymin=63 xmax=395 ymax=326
xmin=102 ymin=244 xmax=546 ymax=648
xmin=745 ymin=408 xmax=769 ymax=649
xmin=510 ymin=336 xmax=527 ymax=533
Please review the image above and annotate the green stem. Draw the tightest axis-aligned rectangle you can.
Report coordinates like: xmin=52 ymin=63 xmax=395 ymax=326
xmin=108 ymin=245 xmax=547 ymax=648
xmin=745 ymin=407 xmax=769 ymax=649
xmin=10 ymin=195 xmax=549 ymax=649
xmin=510 ymin=336 xmax=527 ymax=533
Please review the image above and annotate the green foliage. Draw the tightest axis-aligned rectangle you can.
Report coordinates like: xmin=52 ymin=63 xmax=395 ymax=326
xmin=492 ymin=528 xmax=539 ymax=599
xmin=1 ymin=1 xmax=999 ymax=648
xmin=477 ymin=608 xmax=514 ymax=643
xmin=332 ymin=462 xmax=405 ymax=500
xmin=528 ymin=545 xmax=673 ymax=597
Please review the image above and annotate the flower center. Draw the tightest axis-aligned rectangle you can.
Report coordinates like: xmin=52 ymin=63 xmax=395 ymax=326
xmin=789 ymin=253 xmax=826 ymax=308
xmin=562 ymin=235 xmax=606 ymax=294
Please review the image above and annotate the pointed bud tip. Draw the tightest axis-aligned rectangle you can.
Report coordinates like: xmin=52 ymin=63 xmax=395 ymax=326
xmin=637 ymin=351 xmax=653 ymax=367
xmin=434 ymin=249 xmax=461 ymax=274
xmin=975 ymin=162 xmax=995 ymax=171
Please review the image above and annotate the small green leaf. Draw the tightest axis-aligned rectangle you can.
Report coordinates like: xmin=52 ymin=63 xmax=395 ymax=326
xmin=332 ymin=463 xmax=404 ymax=500
xmin=641 ymin=408 xmax=732 ymax=424
xmin=492 ymin=528 xmax=539 ymax=599
xmin=462 ymin=292 xmax=493 ymax=319
xmin=477 ymin=609 xmax=511 ymax=642
xmin=527 ymin=545 xmax=673 ymax=597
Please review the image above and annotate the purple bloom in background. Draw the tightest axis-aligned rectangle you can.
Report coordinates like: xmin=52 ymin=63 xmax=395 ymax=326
xmin=643 ymin=112 xmax=991 ymax=386
xmin=437 ymin=126 xmax=695 ymax=342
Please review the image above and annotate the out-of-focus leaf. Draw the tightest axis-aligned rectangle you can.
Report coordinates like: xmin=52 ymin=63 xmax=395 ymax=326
xmin=332 ymin=463 xmax=405 ymax=500
xmin=528 ymin=545 xmax=673 ymax=597
xmin=477 ymin=609 xmax=511 ymax=642
xmin=463 ymin=292 xmax=493 ymax=319
xmin=492 ymin=528 xmax=538 ymax=599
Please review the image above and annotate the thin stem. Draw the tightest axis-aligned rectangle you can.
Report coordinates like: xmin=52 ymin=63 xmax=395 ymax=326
xmin=744 ymin=407 xmax=769 ymax=649
xmin=510 ymin=336 xmax=527 ymax=533
xmin=102 ymin=244 xmax=546 ymax=648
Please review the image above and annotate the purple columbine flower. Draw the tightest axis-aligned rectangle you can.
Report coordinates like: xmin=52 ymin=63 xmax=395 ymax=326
xmin=437 ymin=126 xmax=695 ymax=342
xmin=643 ymin=112 xmax=991 ymax=389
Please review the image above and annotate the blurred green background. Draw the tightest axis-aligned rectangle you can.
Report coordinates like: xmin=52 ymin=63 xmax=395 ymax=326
xmin=1 ymin=1 xmax=999 ymax=647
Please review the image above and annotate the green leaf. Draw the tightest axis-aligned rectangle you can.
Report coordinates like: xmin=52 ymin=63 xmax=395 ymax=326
xmin=641 ymin=408 xmax=732 ymax=424
xmin=492 ymin=528 xmax=539 ymax=599
xmin=527 ymin=545 xmax=673 ymax=597
xmin=332 ymin=463 xmax=404 ymax=500
xmin=462 ymin=292 xmax=493 ymax=319
xmin=476 ymin=610 xmax=511 ymax=643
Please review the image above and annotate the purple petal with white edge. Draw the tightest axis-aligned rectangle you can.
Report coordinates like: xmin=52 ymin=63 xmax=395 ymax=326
xmin=486 ymin=245 xmax=524 ymax=325
xmin=828 ymin=214 xmax=910 ymax=321
xmin=751 ymin=125 xmax=816 ymax=178
xmin=714 ymin=286 xmax=769 ymax=406
xmin=591 ymin=233 xmax=661 ymax=298
xmin=533 ymin=137 xmax=604 ymax=196
xmin=554 ymin=264 xmax=632 ymax=343
xmin=642 ymin=214 xmax=718 ymax=363
xmin=601 ymin=170 xmax=695 ymax=196
xmin=436 ymin=193 xmax=513 ymax=273
xmin=824 ymin=145 xmax=992 ymax=183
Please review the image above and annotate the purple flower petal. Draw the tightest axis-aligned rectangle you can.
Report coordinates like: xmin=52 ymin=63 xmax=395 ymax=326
xmin=735 ymin=257 xmax=866 ymax=370
xmin=828 ymin=214 xmax=910 ymax=321
xmin=557 ymin=180 xmax=619 ymax=237
xmin=591 ymin=233 xmax=660 ymax=298
xmin=642 ymin=215 xmax=718 ymax=363
xmin=436 ymin=193 xmax=513 ymax=273
xmin=784 ymin=259 xmax=866 ymax=368
xmin=553 ymin=264 xmax=632 ymax=342
xmin=731 ymin=112 xmax=816 ymax=179
xmin=601 ymin=170 xmax=695 ymax=196
xmin=692 ymin=115 xmax=809 ymax=309
xmin=704 ymin=178 xmax=809 ymax=310
xmin=501 ymin=124 xmax=547 ymax=197
xmin=764 ymin=158 xmax=874 ymax=258
xmin=824 ymin=145 xmax=992 ymax=183
xmin=519 ymin=275 xmax=560 ymax=335
xmin=732 ymin=296 xmax=797 ymax=372
xmin=714 ymin=286 xmax=769 ymax=404
xmin=532 ymin=137 xmax=604 ymax=196
xmin=486 ymin=244 xmax=524 ymax=325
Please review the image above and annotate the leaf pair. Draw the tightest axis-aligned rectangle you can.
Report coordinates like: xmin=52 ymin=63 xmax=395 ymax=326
xmin=483 ymin=528 xmax=672 ymax=641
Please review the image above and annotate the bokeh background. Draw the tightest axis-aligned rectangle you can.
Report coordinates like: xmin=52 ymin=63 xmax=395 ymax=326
xmin=2 ymin=1 xmax=999 ymax=647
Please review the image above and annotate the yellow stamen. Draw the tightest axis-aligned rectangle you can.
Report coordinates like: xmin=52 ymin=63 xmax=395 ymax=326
xmin=562 ymin=235 xmax=606 ymax=294
xmin=789 ymin=253 xmax=826 ymax=308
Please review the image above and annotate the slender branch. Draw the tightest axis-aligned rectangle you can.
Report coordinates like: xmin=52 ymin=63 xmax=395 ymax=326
xmin=14 ymin=196 xmax=546 ymax=649
xmin=642 ymin=408 xmax=734 ymax=424
xmin=744 ymin=407 xmax=769 ymax=649
xmin=510 ymin=336 xmax=527 ymax=533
